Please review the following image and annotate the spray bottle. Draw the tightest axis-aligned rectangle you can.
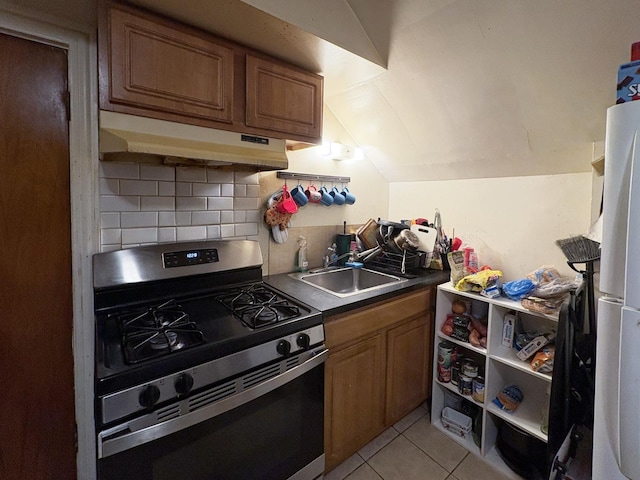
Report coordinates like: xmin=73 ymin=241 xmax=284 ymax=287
xmin=297 ymin=236 xmax=309 ymax=272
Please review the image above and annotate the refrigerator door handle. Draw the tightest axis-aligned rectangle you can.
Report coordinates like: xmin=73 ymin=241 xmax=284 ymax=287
xmin=624 ymin=130 xmax=640 ymax=308
xmin=618 ymin=306 xmax=640 ymax=478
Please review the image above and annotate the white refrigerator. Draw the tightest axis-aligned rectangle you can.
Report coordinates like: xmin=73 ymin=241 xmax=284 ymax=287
xmin=593 ymin=99 xmax=640 ymax=479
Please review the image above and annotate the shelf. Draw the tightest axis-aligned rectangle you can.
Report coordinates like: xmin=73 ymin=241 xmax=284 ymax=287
xmin=486 ymin=401 xmax=548 ymax=443
xmin=432 ymin=416 xmax=481 ymax=456
xmin=276 ymin=171 xmax=350 ymax=184
xmin=436 ymin=379 xmax=484 ymax=408
xmin=438 ymin=283 xmax=559 ymax=322
xmin=436 ymin=332 xmax=487 ymax=356
xmin=489 ymin=349 xmax=552 ymax=382
xmin=433 ymin=281 xmax=554 ymax=477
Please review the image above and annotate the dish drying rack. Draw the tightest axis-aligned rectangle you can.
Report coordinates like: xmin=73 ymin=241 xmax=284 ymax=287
xmin=365 ymin=250 xmax=424 ymax=275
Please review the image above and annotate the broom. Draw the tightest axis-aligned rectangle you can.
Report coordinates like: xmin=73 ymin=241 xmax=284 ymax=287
xmin=555 ymin=235 xmax=601 ymax=264
xmin=555 ymin=235 xmax=600 ymax=367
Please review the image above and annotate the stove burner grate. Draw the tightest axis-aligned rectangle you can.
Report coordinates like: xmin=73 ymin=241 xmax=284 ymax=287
xmin=216 ymin=284 xmax=301 ymax=329
xmin=115 ymin=299 xmax=205 ymax=364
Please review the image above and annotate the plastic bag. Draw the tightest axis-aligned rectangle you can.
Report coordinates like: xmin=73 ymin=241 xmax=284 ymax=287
xmin=502 ymin=278 xmax=535 ymax=300
xmin=521 ymin=295 xmax=567 ymax=315
xmin=454 ymin=269 xmax=503 ymax=293
xmin=527 ymin=265 xmax=562 ymax=284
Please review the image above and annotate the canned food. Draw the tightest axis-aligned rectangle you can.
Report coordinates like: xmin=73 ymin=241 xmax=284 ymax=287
xmin=458 ymin=374 xmax=472 ymax=396
xmin=437 ymin=342 xmax=453 ymax=383
xmin=472 ymin=376 xmax=485 ymax=403
xmin=462 ymin=359 xmax=479 ymax=378
xmin=451 ymin=360 xmax=462 ymax=386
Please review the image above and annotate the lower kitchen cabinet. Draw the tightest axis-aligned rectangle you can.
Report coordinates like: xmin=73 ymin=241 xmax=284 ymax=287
xmin=324 ymin=288 xmax=434 ymax=471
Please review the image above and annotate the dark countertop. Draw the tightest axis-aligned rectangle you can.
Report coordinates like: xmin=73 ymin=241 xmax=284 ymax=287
xmin=264 ymin=268 xmax=450 ymax=317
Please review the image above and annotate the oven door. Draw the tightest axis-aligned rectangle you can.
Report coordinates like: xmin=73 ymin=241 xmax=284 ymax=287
xmin=98 ymin=349 xmax=327 ymax=480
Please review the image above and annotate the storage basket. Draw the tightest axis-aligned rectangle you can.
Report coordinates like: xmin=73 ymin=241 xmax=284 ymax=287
xmin=441 ymin=407 xmax=472 ymax=438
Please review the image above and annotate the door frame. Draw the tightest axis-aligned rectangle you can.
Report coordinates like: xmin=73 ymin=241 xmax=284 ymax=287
xmin=0 ymin=6 xmax=98 ymax=480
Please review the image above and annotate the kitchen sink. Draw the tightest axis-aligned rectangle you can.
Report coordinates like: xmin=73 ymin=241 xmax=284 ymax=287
xmin=292 ymin=267 xmax=406 ymax=297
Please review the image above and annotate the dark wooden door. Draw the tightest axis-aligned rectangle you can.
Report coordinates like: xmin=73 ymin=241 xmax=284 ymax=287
xmin=0 ymin=32 xmax=76 ymax=480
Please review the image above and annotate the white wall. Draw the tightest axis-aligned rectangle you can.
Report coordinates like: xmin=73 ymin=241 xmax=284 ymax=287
xmin=259 ymin=107 xmax=389 ymax=228
xmin=389 ymin=173 xmax=593 ymax=281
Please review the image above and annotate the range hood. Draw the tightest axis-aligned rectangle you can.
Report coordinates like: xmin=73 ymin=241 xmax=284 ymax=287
xmin=99 ymin=111 xmax=289 ymax=170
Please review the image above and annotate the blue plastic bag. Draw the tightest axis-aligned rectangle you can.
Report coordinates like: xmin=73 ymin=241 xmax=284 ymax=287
xmin=502 ymin=279 xmax=535 ymax=300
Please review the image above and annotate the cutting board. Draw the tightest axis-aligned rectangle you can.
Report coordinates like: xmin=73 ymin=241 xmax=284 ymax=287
xmin=410 ymin=224 xmax=438 ymax=253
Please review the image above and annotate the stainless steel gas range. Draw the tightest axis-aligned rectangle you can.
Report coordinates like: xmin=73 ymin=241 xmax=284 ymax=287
xmin=93 ymin=240 xmax=326 ymax=480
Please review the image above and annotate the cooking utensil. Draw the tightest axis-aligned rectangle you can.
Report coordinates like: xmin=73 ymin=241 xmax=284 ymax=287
xmin=356 ymin=218 xmax=378 ymax=250
xmin=393 ymin=229 xmax=420 ymax=252
xmin=392 ymin=229 xmax=420 ymax=274
xmin=410 ymin=224 xmax=438 ymax=253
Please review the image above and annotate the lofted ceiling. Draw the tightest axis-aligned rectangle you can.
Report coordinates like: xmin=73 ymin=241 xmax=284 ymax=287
xmin=5 ymin=0 xmax=639 ymax=181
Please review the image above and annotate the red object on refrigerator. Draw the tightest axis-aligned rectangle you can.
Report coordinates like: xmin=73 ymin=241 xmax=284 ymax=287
xmin=632 ymin=42 xmax=640 ymax=61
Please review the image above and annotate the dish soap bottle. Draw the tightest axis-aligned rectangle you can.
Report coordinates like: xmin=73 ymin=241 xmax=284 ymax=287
xmin=297 ymin=236 xmax=309 ymax=272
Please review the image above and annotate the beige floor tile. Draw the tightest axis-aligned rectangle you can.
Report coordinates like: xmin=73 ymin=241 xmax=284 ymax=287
xmin=344 ymin=463 xmax=383 ymax=480
xmin=324 ymin=454 xmax=364 ymax=480
xmin=367 ymin=435 xmax=449 ymax=480
xmin=393 ymin=404 xmax=428 ymax=433
xmin=358 ymin=427 xmax=399 ymax=461
xmin=403 ymin=417 xmax=468 ymax=472
xmin=451 ymin=453 xmax=513 ymax=480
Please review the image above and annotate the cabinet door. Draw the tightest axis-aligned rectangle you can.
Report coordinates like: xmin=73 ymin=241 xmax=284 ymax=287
xmin=324 ymin=334 xmax=385 ymax=471
xmin=246 ymin=54 xmax=322 ymax=141
xmin=104 ymin=2 xmax=234 ymax=123
xmin=386 ymin=316 xmax=429 ymax=425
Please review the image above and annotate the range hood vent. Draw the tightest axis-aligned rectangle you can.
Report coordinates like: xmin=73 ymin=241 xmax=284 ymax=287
xmin=99 ymin=111 xmax=289 ymax=170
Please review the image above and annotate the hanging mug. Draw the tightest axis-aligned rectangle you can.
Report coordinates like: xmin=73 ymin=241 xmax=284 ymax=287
xmin=276 ymin=185 xmax=298 ymax=214
xmin=290 ymin=184 xmax=308 ymax=207
xmin=330 ymin=186 xmax=346 ymax=205
xmin=341 ymin=186 xmax=356 ymax=205
xmin=305 ymin=185 xmax=322 ymax=203
xmin=319 ymin=186 xmax=334 ymax=206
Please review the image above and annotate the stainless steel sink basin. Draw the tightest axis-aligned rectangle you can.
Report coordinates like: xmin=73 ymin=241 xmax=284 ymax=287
xmin=292 ymin=267 xmax=406 ymax=297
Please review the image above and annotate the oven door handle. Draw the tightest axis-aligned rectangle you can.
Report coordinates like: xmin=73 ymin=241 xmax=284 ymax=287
xmin=98 ymin=348 xmax=328 ymax=459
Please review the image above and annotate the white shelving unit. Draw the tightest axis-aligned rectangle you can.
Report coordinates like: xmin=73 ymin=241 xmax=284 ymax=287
xmin=432 ymin=283 xmax=558 ymax=479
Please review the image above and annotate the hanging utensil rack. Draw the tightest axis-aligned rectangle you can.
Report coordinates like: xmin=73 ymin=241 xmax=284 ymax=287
xmin=277 ymin=171 xmax=351 ymax=183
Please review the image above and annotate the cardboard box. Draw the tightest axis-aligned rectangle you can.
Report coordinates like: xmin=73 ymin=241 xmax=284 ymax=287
xmin=617 ymin=59 xmax=640 ymax=104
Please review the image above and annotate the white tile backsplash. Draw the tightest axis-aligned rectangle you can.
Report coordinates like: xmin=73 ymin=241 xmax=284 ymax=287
xmin=141 ymin=196 xmax=175 ymax=211
xmin=121 ymin=212 xmax=158 ymax=228
xmin=140 ymin=164 xmax=174 ymax=181
xmin=207 ymin=170 xmax=234 ymax=183
xmin=176 ymin=226 xmax=207 ymax=241
xmin=99 ymin=164 xmax=261 ymax=251
xmin=176 ymin=167 xmax=207 ymax=182
xmin=100 ymin=162 xmax=139 ymax=179
xmin=221 ymin=183 xmax=234 ymax=196
xmin=192 ymin=183 xmax=221 ymax=197
xmin=176 ymin=196 xmax=206 ymax=211
xmin=122 ymin=227 xmax=158 ymax=244
xmin=158 ymin=181 xmax=175 ymax=196
xmin=120 ymin=179 xmax=158 ymax=196
xmin=207 ymin=197 xmax=234 ymax=210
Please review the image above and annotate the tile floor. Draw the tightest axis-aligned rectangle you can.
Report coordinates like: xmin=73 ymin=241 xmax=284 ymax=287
xmin=324 ymin=404 xmax=514 ymax=480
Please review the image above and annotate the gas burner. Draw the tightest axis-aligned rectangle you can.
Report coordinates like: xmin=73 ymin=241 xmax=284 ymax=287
xmin=216 ymin=284 xmax=301 ymax=329
xmin=114 ymin=300 xmax=205 ymax=364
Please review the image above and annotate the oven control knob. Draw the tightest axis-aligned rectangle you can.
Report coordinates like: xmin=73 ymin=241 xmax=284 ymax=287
xmin=139 ymin=385 xmax=160 ymax=409
xmin=175 ymin=373 xmax=194 ymax=396
xmin=276 ymin=339 xmax=291 ymax=357
xmin=296 ymin=333 xmax=311 ymax=350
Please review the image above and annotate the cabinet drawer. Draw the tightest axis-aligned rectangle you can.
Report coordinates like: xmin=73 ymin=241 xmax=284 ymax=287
xmin=325 ymin=289 xmax=431 ymax=349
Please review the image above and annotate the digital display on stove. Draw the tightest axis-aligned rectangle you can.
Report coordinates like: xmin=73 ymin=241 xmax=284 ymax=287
xmin=163 ymin=249 xmax=219 ymax=268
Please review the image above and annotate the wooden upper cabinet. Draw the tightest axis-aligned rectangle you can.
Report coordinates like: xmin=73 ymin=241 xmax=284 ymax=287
xmin=99 ymin=1 xmax=323 ymax=144
xmin=103 ymin=2 xmax=234 ymax=123
xmin=246 ymin=55 xmax=323 ymax=141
